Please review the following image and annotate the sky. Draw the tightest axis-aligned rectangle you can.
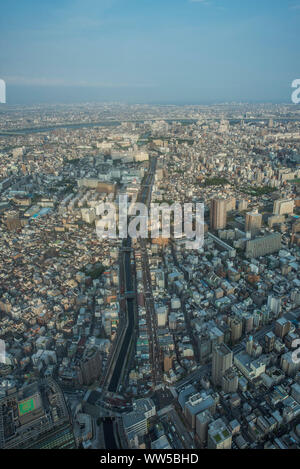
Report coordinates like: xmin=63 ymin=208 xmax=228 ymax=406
xmin=0 ymin=0 xmax=300 ymax=104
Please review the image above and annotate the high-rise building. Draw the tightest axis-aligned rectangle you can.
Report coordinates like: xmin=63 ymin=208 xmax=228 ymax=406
xmin=210 ymin=198 xmax=227 ymax=231
xmin=237 ymin=199 xmax=248 ymax=212
xmin=184 ymin=393 xmax=216 ymax=429
xmin=265 ymin=331 xmax=276 ymax=353
xmin=273 ymin=198 xmax=294 ymax=216
xmin=281 ymin=351 xmax=300 ymax=377
xmin=291 ymin=289 xmax=300 ymax=306
xmin=267 ymin=295 xmax=282 ymax=317
xmin=245 ymin=211 xmax=262 ymax=235
xmin=222 ymin=367 xmax=238 ymax=393
xmin=226 ymin=197 xmax=236 ymax=212
xmin=196 ymin=410 xmax=213 ymax=445
xmin=245 ymin=233 xmax=281 ymax=258
xmin=275 ymin=317 xmax=291 ymax=339
xmin=242 ymin=313 xmax=254 ymax=334
xmin=230 ymin=317 xmax=243 ymax=345
xmin=212 ymin=344 xmax=233 ymax=387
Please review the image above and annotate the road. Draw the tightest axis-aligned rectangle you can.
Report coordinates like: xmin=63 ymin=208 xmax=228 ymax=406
xmin=137 ymin=156 xmax=162 ymax=386
xmin=107 ymin=237 xmax=135 ymax=393
xmin=103 ymin=156 xmax=157 ymax=395
xmin=103 ymin=418 xmax=118 ymax=449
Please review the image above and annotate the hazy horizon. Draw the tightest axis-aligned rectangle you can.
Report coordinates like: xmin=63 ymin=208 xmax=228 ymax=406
xmin=0 ymin=0 xmax=300 ymax=105
xmin=2 ymin=85 xmax=298 ymax=107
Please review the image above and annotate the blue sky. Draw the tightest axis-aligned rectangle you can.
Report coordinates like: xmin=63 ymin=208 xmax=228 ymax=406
xmin=0 ymin=0 xmax=300 ymax=103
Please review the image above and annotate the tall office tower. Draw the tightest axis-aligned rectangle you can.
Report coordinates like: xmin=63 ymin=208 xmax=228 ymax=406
xmin=273 ymin=198 xmax=294 ymax=216
xmin=245 ymin=211 xmax=262 ymax=235
xmin=212 ymin=344 xmax=233 ymax=387
xmin=230 ymin=317 xmax=243 ymax=345
xmin=210 ymin=198 xmax=227 ymax=231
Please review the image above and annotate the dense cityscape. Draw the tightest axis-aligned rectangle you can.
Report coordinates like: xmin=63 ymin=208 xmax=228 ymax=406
xmin=0 ymin=102 xmax=300 ymax=450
